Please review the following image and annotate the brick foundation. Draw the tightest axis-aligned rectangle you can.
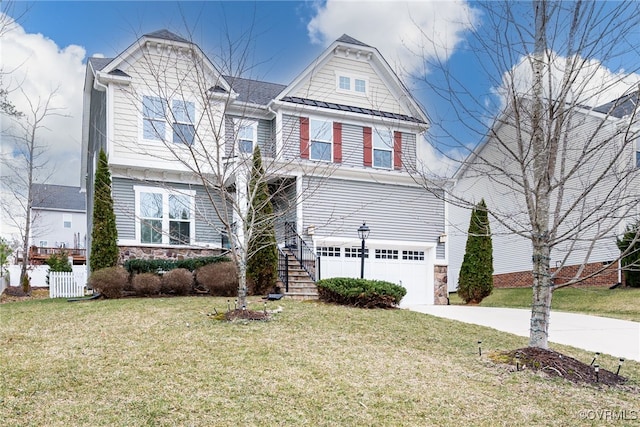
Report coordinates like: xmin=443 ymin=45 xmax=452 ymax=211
xmin=119 ymin=246 xmax=225 ymax=264
xmin=494 ymin=261 xmax=620 ymax=288
xmin=433 ymin=265 xmax=449 ymax=305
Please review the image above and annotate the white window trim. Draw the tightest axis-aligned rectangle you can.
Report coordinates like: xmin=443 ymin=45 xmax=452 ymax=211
xmin=335 ymin=71 xmax=368 ymax=96
xmin=139 ymin=94 xmax=196 ymax=145
xmin=133 ymin=186 xmax=196 ymax=246
xmin=235 ymin=119 xmax=258 ymax=155
xmin=309 ymin=117 xmax=333 ymax=162
xmin=373 ymin=128 xmax=394 ymax=169
xmin=635 ymin=136 xmax=640 ymax=168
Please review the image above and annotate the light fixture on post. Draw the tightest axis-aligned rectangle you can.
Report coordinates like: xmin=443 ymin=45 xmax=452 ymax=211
xmin=357 ymin=222 xmax=370 ymax=279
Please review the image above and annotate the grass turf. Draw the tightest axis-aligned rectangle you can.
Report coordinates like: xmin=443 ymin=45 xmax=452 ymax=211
xmin=449 ymin=287 xmax=640 ymax=322
xmin=1 ymin=297 xmax=638 ymax=426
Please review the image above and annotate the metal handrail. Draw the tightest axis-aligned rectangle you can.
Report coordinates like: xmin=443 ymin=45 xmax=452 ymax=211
xmin=277 ymin=247 xmax=289 ymax=292
xmin=284 ymin=222 xmax=317 ymax=281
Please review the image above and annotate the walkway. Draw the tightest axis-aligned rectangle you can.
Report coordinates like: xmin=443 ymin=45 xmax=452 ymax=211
xmin=406 ymin=305 xmax=640 ymax=362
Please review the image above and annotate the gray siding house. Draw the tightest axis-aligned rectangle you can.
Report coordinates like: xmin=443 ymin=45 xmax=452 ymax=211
xmin=81 ymin=30 xmax=448 ymax=305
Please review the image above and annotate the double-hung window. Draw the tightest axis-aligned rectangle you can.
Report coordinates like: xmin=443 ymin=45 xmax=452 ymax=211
xmin=636 ymin=138 xmax=640 ymax=168
xmin=142 ymin=96 xmax=166 ymax=141
xmin=373 ymin=129 xmax=393 ymax=169
xmin=238 ymin=122 xmax=256 ymax=154
xmin=310 ymin=119 xmax=332 ymax=162
xmin=172 ymin=100 xmax=195 ymax=145
xmin=137 ymin=187 xmax=194 ymax=246
xmin=142 ymin=96 xmax=195 ymax=145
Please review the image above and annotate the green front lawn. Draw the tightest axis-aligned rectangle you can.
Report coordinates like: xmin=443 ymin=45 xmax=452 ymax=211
xmin=1 ymin=297 xmax=638 ymax=426
xmin=450 ymin=287 xmax=640 ymax=322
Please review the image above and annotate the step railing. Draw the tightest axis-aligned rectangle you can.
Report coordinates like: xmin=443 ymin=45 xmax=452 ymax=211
xmin=277 ymin=247 xmax=289 ymax=292
xmin=284 ymin=222 xmax=317 ymax=281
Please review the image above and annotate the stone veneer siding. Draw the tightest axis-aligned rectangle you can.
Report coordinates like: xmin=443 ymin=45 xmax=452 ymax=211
xmin=119 ymin=246 xmax=225 ymax=264
xmin=433 ymin=265 xmax=448 ymax=305
xmin=493 ymin=261 xmax=620 ymax=288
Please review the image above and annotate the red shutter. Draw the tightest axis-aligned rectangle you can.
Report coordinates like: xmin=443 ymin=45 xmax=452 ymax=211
xmin=300 ymin=117 xmax=309 ymax=159
xmin=394 ymin=131 xmax=402 ymax=170
xmin=363 ymin=127 xmax=372 ymax=167
xmin=333 ymin=122 xmax=342 ymax=163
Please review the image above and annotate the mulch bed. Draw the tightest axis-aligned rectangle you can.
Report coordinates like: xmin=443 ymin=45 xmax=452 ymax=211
xmin=500 ymin=347 xmax=628 ymax=387
xmin=224 ymin=308 xmax=271 ymax=321
xmin=1 ymin=286 xmax=49 ymax=303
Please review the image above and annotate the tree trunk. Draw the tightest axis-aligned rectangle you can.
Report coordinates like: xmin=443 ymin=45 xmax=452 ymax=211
xmin=529 ymin=240 xmax=552 ymax=348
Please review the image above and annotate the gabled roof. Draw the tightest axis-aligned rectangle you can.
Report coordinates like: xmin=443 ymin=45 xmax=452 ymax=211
xmin=275 ymin=34 xmax=429 ymax=127
xmin=593 ymin=91 xmax=639 ymax=118
xmin=143 ymin=29 xmax=190 ymax=44
xmin=31 ymin=184 xmax=86 ymax=212
xmin=223 ymin=76 xmax=287 ymax=106
xmin=88 ymin=57 xmax=113 ymax=72
xmin=336 ymin=34 xmax=371 ymax=48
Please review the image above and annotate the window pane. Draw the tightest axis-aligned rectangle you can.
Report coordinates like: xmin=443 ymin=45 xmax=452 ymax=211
xmin=373 ymin=129 xmax=392 ymax=149
xmin=636 ymin=150 xmax=640 ymax=168
xmin=173 ymin=123 xmax=195 ymax=145
xmin=169 ymin=194 xmax=190 ymax=220
xmin=144 ymin=118 xmax=165 ymax=140
xmin=339 ymin=76 xmax=350 ymax=90
xmin=141 ymin=192 xmax=163 ymax=218
xmin=239 ymin=139 xmax=253 ymax=153
xmin=143 ymin=96 xmax=165 ymax=119
xmin=355 ymin=79 xmax=366 ymax=93
xmin=311 ymin=141 xmax=331 ymax=161
xmin=374 ymin=149 xmax=392 ymax=168
xmin=239 ymin=125 xmax=254 ymax=140
xmin=310 ymin=119 xmax=332 ymax=142
xmin=172 ymin=100 xmax=194 ymax=123
xmin=170 ymin=221 xmax=190 ymax=245
xmin=141 ymin=219 xmax=162 ymax=244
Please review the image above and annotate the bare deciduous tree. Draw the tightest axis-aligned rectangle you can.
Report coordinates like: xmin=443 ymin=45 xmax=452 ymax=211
xmin=1 ymin=88 xmax=65 ymax=289
xmin=412 ymin=0 xmax=640 ymax=348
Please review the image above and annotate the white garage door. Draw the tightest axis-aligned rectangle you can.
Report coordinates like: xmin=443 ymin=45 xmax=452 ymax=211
xmin=317 ymin=243 xmax=434 ymax=306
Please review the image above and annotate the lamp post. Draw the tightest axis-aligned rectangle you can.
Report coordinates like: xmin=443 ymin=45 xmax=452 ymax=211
xmin=357 ymin=222 xmax=370 ymax=279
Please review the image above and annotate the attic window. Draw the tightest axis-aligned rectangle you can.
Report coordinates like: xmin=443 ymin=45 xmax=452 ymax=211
xmin=336 ymin=72 xmax=367 ymax=96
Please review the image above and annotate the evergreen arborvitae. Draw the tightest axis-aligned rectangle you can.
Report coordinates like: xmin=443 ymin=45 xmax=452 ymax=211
xmin=458 ymin=199 xmax=494 ymax=303
xmin=246 ymin=146 xmax=278 ymax=295
xmin=617 ymin=220 xmax=640 ymax=287
xmin=90 ymin=150 xmax=119 ymax=272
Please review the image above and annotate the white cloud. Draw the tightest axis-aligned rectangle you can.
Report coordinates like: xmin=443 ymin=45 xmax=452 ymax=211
xmin=0 ymin=13 xmax=86 ymax=187
xmin=497 ymin=51 xmax=640 ymax=109
xmin=307 ymin=0 xmax=478 ymax=77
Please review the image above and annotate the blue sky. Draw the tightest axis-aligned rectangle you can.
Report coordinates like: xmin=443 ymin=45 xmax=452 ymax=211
xmin=1 ymin=0 xmax=639 ymax=195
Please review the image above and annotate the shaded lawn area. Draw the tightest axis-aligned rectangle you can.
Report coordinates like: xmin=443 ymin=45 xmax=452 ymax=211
xmin=449 ymin=287 xmax=640 ymax=322
xmin=1 ymin=297 xmax=638 ymax=426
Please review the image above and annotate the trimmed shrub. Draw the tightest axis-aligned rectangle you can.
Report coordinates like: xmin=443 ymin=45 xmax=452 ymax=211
xmin=316 ymin=277 xmax=406 ymax=308
xmin=90 ymin=149 xmax=119 ymax=272
xmin=89 ymin=266 xmax=128 ymax=299
xmin=161 ymin=268 xmax=193 ymax=295
xmin=124 ymin=255 xmax=229 ymax=275
xmin=196 ymin=262 xmax=238 ymax=296
xmin=458 ymin=199 xmax=494 ymax=304
xmin=132 ymin=273 xmax=161 ymax=296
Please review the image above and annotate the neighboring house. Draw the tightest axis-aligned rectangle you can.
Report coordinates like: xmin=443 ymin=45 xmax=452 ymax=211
xmin=448 ymin=94 xmax=640 ymax=291
xmin=29 ymin=184 xmax=87 ymax=264
xmin=81 ymin=30 xmax=448 ymax=305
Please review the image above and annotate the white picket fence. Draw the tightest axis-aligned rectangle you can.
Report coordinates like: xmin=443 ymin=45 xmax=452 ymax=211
xmin=49 ymin=270 xmax=87 ymax=298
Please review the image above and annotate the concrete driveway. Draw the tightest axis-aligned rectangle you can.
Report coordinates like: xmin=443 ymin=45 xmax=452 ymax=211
xmin=406 ymin=305 xmax=640 ymax=362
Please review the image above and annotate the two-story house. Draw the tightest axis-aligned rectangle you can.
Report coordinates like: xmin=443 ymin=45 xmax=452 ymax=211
xmin=81 ymin=30 xmax=448 ymax=305
xmin=448 ymin=93 xmax=640 ymax=291
xmin=28 ymin=184 xmax=87 ymax=265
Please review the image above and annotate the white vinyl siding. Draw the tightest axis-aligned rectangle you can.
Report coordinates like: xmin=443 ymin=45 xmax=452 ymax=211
xmin=294 ymin=55 xmax=402 ymax=114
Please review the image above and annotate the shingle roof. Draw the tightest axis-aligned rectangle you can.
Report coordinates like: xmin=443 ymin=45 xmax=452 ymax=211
xmin=336 ymin=34 xmax=371 ymax=48
xmin=281 ymin=96 xmax=427 ymax=124
xmin=223 ymin=76 xmax=287 ymax=105
xmin=593 ymin=91 xmax=639 ymax=118
xmin=88 ymin=57 xmax=113 ymax=72
xmin=144 ymin=29 xmax=191 ymax=44
xmin=31 ymin=184 xmax=86 ymax=212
